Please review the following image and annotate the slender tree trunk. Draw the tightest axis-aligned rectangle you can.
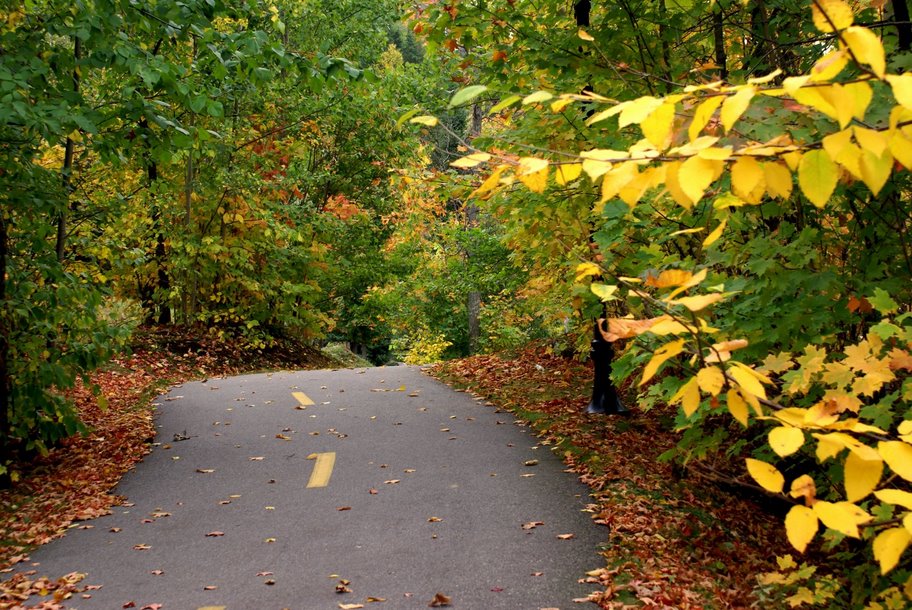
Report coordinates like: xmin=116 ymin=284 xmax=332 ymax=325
xmin=893 ymin=0 xmax=912 ymax=52
xmin=151 ymin=159 xmax=170 ymax=325
xmin=466 ymin=103 xmax=483 ymax=354
xmin=658 ymin=0 xmax=673 ymax=93
xmin=0 ymin=215 xmax=10 ymax=485
xmin=713 ymin=2 xmax=728 ymax=80
xmin=56 ymin=37 xmax=81 ymax=263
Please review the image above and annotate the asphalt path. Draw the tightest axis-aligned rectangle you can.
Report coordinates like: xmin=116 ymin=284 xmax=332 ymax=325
xmin=17 ymin=366 xmax=606 ymax=609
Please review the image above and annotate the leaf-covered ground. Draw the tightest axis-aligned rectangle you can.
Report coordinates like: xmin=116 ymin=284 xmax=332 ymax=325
xmin=0 ymin=327 xmax=334 ymax=609
xmin=431 ymin=347 xmax=788 ymax=609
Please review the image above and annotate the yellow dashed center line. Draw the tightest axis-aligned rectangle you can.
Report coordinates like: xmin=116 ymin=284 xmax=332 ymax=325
xmin=292 ymin=391 xmax=314 ymax=406
xmin=306 ymin=452 xmax=336 ymax=488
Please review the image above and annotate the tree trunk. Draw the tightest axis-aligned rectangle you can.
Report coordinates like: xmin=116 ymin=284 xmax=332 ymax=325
xmin=0 ymin=216 xmax=10 ymax=486
xmin=714 ymin=3 xmax=728 ymax=81
xmin=56 ymin=37 xmax=81 ymax=263
xmin=893 ymin=0 xmax=912 ymax=52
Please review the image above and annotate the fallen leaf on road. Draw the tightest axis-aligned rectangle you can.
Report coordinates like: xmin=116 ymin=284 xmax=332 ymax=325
xmin=265 ymin=579 xmax=276 ymax=585
xmin=123 ymin=603 xmax=136 ymax=608
xmin=520 ymin=474 xmax=535 ymax=478
xmin=257 ymin=572 xmax=273 ymax=577
xmin=491 ymin=587 xmax=504 ymax=592
xmin=151 ymin=570 xmax=164 ymax=576
xmin=203 ymin=585 xmax=217 ymax=590
xmin=427 ymin=517 xmax=442 ymax=522
xmin=366 ymin=596 xmax=386 ymax=602
xmin=336 ymin=583 xmax=353 ymax=594
xmin=141 ymin=604 xmax=163 ymax=610
xmin=133 ymin=544 xmax=151 ymax=550
xmin=337 ymin=506 xmax=352 ymax=511
xmin=557 ymin=533 xmax=575 ymax=540
xmin=196 ymin=469 xmax=215 ymax=474
xmin=404 ymin=469 xmax=416 ymax=473
xmin=524 ymin=459 xmax=539 ymax=466
xmin=265 ymin=537 xmax=276 ymax=543
xmin=428 ymin=592 xmax=452 ymax=607
xmin=384 ymin=479 xmax=400 ymax=485
xmin=532 ymin=572 xmax=544 ymax=577
xmin=206 ymin=531 xmax=224 ymax=537
xmin=369 ymin=488 xmax=378 ymax=494
xmin=110 ymin=527 xmax=122 ymax=533
xmin=522 ymin=521 xmax=544 ymax=530
xmin=276 ymin=434 xmax=291 ymax=440
xmin=338 ymin=604 xmax=364 ymax=610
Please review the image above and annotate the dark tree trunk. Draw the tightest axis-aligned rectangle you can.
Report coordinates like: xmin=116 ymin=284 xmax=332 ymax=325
xmin=56 ymin=37 xmax=81 ymax=263
xmin=714 ymin=3 xmax=728 ymax=80
xmin=0 ymin=216 xmax=10 ymax=486
xmin=894 ymin=0 xmax=912 ymax=52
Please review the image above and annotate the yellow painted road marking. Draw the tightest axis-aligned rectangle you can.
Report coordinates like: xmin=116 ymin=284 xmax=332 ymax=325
xmin=293 ymin=391 xmax=314 ymax=406
xmin=306 ymin=452 xmax=336 ymax=488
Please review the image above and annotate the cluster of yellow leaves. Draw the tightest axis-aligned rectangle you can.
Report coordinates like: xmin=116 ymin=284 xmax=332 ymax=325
xmin=436 ymin=0 xmax=912 ymax=582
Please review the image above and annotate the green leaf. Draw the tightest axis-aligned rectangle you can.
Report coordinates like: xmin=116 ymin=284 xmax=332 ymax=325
xmin=869 ymin=288 xmax=899 ymax=314
xmin=449 ymin=85 xmax=488 ymax=109
xmin=489 ymin=95 xmax=522 ymax=114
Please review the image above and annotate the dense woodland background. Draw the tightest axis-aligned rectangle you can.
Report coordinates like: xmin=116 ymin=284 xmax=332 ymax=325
xmin=3 ymin=0 xmax=912 ymax=606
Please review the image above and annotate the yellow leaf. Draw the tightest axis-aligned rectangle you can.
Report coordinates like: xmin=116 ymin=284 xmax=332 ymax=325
xmin=785 ymin=505 xmax=819 ymax=553
xmin=410 ymin=115 xmax=439 ymax=127
xmin=688 ymin=95 xmax=725 ymax=141
xmin=875 ymin=489 xmax=912 ymax=509
xmin=578 ymin=28 xmax=594 ymax=41
xmin=792 ymin=87 xmax=838 ymax=120
xmin=810 ymin=50 xmax=849 ymax=82
xmin=678 ymin=156 xmax=722 ymax=205
xmin=667 ymin=292 xmax=726 ymax=311
xmin=670 ymin=377 xmax=701 ymax=417
xmin=854 ymin=126 xmax=889 ymax=156
xmin=727 ymin=389 xmax=749 ymax=426
xmin=697 ymin=366 xmax=726 ymax=396
xmin=823 ymin=128 xmax=853 ymax=159
xmin=575 ymin=262 xmax=601 ymax=281
xmin=522 ymin=90 xmax=554 ymax=105
xmin=618 ymin=96 xmax=664 ymax=128
xmin=798 ymin=149 xmax=838 ymax=208
xmin=769 ymin=426 xmax=805 ymax=457
xmin=844 ymin=452 xmax=883 ymax=502
xmin=873 ymin=527 xmax=912 ymax=574
xmin=731 ymin=157 xmax=764 ymax=201
xmin=555 ymin=163 xmax=583 ymax=185
xmin=844 ymin=81 xmax=873 ymax=121
xmin=859 ymin=148 xmax=893 ymax=196
xmin=697 ymin=147 xmax=733 ymax=161
xmin=763 ymin=162 xmax=793 ymax=199
xmin=646 ymin=269 xmax=693 ymax=288
xmin=702 ymin=217 xmax=727 ymax=248
xmin=600 ymin=162 xmax=639 ymax=203
xmin=790 ymin=474 xmax=817 ymax=504
xmin=518 ymin=157 xmax=548 ymax=175
xmin=811 ymin=0 xmax=854 ymax=32
xmin=745 ymin=458 xmax=785 ymax=493
xmin=813 ymin=500 xmax=870 ymax=538
xmin=618 ymin=167 xmax=656 ymax=207
xmin=450 ymin=152 xmax=491 ymax=169
xmin=639 ymin=339 xmax=685 ymax=386
xmin=664 ymin=161 xmax=693 ymax=209
xmin=889 ymin=132 xmax=912 ymax=170
xmin=887 ymin=73 xmax=912 ymax=111
xmin=843 ymin=26 xmax=886 ymax=78
xmin=879 ymin=441 xmax=912 ymax=482
xmin=729 ymin=365 xmax=767 ymax=400
xmin=551 ymin=97 xmax=574 ymax=113
xmin=720 ymin=86 xmax=754 ymax=133
xmin=519 ymin=167 xmax=548 ymax=193
xmin=583 ymin=158 xmax=612 ymax=180
xmin=819 ymin=83 xmax=856 ymax=129
xmin=640 ymin=102 xmax=676 ymax=149
xmin=472 ymin=165 xmax=507 ymax=197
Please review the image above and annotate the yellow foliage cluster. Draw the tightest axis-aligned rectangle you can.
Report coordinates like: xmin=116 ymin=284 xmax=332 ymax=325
xmin=442 ymin=0 xmax=912 ymax=590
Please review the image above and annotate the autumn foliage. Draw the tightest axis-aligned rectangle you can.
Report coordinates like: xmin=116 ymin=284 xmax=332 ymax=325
xmin=419 ymin=0 xmax=912 ymax=605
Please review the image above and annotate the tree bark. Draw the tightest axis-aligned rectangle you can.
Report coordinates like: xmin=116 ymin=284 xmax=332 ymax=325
xmin=0 ymin=215 xmax=10 ymax=485
xmin=56 ymin=37 xmax=81 ymax=263
xmin=893 ymin=0 xmax=912 ymax=52
xmin=713 ymin=3 xmax=728 ymax=81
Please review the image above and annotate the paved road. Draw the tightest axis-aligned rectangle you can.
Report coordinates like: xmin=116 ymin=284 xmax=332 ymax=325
xmin=17 ymin=366 xmax=605 ymax=609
